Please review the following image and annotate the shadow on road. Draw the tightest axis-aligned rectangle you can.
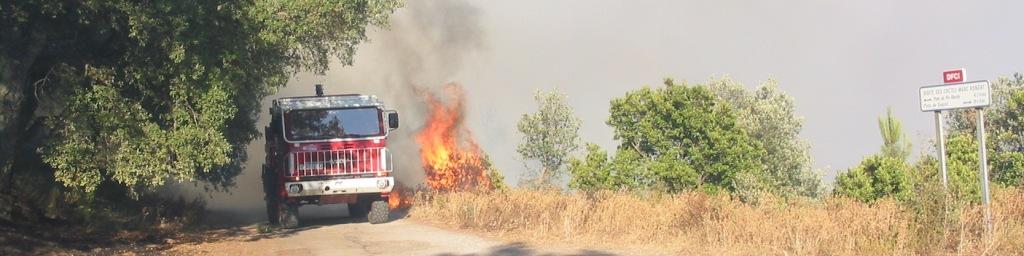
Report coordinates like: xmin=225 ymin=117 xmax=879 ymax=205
xmin=435 ymin=242 xmax=619 ymax=256
xmin=193 ymin=203 xmax=413 ymax=243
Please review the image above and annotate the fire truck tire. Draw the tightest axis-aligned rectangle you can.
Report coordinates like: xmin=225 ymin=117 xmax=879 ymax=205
xmin=265 ymin=198 xmax=280 ymax=225
xmin=367 ymin=200 xmax=389 ymax=224
xmin=279 ymin=203 xmax=299 ymax=229
xmin=262 ymin=164 xmax=281 ymax=225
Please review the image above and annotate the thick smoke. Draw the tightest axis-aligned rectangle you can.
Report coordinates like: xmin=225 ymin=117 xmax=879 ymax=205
xmin=304 ymin=0 xmax=488 ymax=187
xmin=172 ymin=0 xmax=488 ymax=221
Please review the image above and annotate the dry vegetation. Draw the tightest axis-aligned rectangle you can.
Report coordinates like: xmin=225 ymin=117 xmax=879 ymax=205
xmin=409 ymin=187 xmax=1024 ymax=255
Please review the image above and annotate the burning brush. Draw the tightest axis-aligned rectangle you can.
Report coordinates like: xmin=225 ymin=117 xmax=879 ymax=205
xmin=414 ymin=84 xmax=497 ymax=192
xmin=388 ymin=83 xmax=500 ymax=210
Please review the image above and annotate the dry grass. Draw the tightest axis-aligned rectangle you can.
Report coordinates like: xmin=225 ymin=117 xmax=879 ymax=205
xmin=409 ymin=187 xmax=1024 ymax=255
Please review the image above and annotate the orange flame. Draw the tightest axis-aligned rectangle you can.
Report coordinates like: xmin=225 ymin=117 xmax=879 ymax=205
xmin=386 ymin=84 xmax=494 ymax=210
xmin=388 ymin=186 xmax=412 ymax=210
xmin=388 ymin=191 xmax=402 ymax=209
xmin=414 ymin=84 xmax=493 ymax=191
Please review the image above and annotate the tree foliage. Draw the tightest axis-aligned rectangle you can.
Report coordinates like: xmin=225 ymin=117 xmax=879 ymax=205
xmin=835 ymin=109 xmax=914 ymax=202
xmin=570 ymin=78 xmax=765 ymax=193
xmin=834 ymin=107 xmax=990 ymax=204
xmin=835 ymin=155 xmax=912 ymax=202
xmin=567 ymin=143 xmax=619 ymax=191
xmin=568 ymin=143 xmax=655 ymax=191
xmin=878 ymin=107 xmax=912 ymax=160
xmin=516 ymin=89 xmax=581 ymax=187
xmin=832 ymin=73 xmax=1024 ymax=207
xmin=0 ymin=0 xmax=401 ymax=196
xmin=989 ymin=87 xmax=1024 ymax=186
xmin=481 ymin=155 xmax=508 ymax=191
xmin=707 ymin=77 xmax=821 ymax=198
xmin=944 ymin=133 xmax=982 ymax=202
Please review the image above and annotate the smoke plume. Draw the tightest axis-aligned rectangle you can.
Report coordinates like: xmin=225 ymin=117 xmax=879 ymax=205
xmin=172 ymin=0 xmax=489 ymax=220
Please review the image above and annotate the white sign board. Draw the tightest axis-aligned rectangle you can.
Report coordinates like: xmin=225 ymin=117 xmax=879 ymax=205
xmin=920 ymin=80 xmax=991 ymax=111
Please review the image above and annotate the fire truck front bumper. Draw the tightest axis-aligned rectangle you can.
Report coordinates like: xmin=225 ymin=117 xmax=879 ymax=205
xmin=284 ymin=177 xmax=394 ymax=197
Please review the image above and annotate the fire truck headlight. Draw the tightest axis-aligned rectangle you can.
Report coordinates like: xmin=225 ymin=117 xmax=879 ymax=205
xmin=289 ymin=184 xmax=303 ymax=194
xmin=377 ymin=179 xmax=389 ymax=189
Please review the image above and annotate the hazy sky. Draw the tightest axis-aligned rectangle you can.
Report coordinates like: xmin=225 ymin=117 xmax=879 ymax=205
xmin=303 ymin=0 xmax=1024 ymax=184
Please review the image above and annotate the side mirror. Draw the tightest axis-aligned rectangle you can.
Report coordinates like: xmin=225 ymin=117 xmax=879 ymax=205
xmin=386 ymin=110 xmax=399 ymax=130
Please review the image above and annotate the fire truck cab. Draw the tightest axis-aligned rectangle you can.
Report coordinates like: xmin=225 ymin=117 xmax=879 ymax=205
xmin=262 ymin=85 xmax=399 ymax=228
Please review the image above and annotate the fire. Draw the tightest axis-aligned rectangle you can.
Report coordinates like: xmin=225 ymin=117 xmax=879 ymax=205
xmin=414 ymin=84 xmax=494 ymax=191
xmin=388 ymin=184 xmax=413 ymax=209
xmin=388 ymin=191 xmax=402 ymax=209
xmin=386 ymin=84 xmax=495 ymax=210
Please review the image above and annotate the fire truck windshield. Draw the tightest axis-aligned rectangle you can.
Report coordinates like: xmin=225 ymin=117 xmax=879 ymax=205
xmin=283 ymin=107 xmax=383 ymax=141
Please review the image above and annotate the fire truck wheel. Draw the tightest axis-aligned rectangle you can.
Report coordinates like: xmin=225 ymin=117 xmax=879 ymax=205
xmin=279 ymin=203 xmax=299 ymax=229
xmin=262 ymin=164 xmax=281 ymax=225
xmin=367 ymin=200 xmax=389 ymax=224
xmin=265 ymin=198 xmax=280 ymax=225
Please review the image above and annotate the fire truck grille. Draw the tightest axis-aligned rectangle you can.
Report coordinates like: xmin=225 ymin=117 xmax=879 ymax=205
xmin=288 ymin=147 xmax=391 ymax=177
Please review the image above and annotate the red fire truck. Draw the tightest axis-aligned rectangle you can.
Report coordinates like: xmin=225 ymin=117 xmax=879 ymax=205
xmin=262 ymin=85 xmax=399 ymax=228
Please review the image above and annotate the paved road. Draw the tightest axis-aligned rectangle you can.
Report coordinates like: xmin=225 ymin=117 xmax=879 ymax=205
xmin=167 ymin=205 xmax=619 ymax=256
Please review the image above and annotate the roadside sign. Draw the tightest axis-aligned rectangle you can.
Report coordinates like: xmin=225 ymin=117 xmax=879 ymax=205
xmin=920 ymin=80 xmax=991 ymax=111
xmin=943 ymin=69 xmax=965 ymax=83
xmin=922 ymin=70 xmax=993 ymax=239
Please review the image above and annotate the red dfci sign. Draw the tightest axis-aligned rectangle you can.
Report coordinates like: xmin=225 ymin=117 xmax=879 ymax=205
xmin=943 ymin=69 xmax=965 ymax=84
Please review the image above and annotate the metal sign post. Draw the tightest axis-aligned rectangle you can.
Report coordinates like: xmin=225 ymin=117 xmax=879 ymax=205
xmin=919 ymin=76 xmax=993 ymax=239
xmin=935 ymin=111 xmax=948 ymax=189
xmin=977 ymin=108 xmax=992 ymax=234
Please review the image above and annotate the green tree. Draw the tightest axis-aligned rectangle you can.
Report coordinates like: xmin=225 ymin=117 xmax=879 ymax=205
xmin=568 ymin=143 xmax=652 ymax=191
xmin=989 ymin=89 xmax=1024 ymax=186
xmin=1 ymin=0 xmax=402 ymax=197
xmin=879 ymin=107 xmax=912 ymax=160
xmin=568 ymin=143 xmax=615 ymax=190
xmin=481 ymin=155 xmax=508 ymax=191
xmin=516 ymin=89 xmax=582 ymax=187
xmin=707 ymin=77 xmax=822 ymax=198
xmin=835 ymin=157 xmax=879 ymax=201
xmin=944 ymin=133 xmax=982 ymax=202
xmin=835 ymin=155 xmax=912 ymax=202
xmin=835 ymin=109 xmax=914 ymax=202
xmin=591 ymin=78 xmax=764 ymax=193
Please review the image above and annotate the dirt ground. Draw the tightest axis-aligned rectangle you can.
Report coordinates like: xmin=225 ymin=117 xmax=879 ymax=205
xmin=164 ymin=205 xmax=626 ymax=256
xmin=1 ymin=204 xmax=636 ymax=256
